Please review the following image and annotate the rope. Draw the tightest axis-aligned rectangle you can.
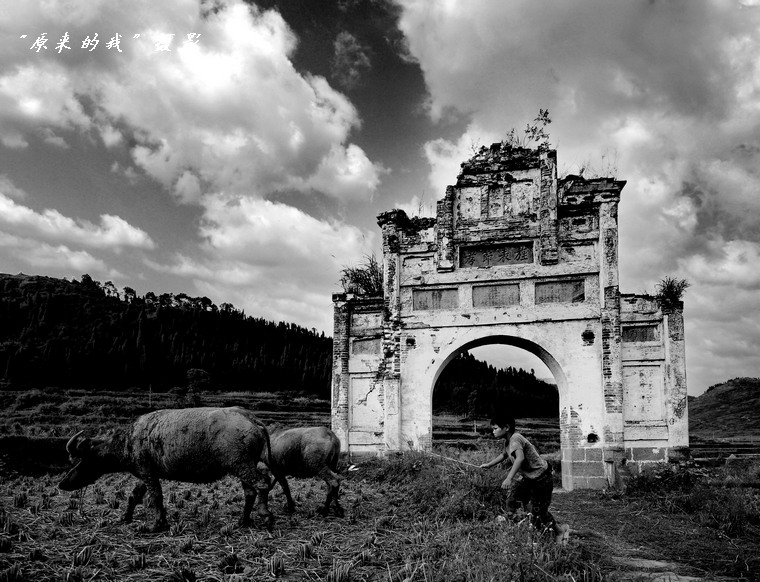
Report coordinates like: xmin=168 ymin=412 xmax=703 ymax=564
xmin=427 ymin=451 xmax=482 ymax=469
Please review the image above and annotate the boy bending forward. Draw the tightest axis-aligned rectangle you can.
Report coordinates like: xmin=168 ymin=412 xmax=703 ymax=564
xmin=480 ymin=414 xmax=569 ymax=545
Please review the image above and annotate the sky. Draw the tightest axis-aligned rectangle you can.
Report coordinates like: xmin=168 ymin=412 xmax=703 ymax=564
xmin=1 ymin=0 xmax=759 ymax=396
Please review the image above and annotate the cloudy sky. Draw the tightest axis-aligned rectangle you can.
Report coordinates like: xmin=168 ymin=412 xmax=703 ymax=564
xmin=1 ymin=0 xmax=759 ymax=396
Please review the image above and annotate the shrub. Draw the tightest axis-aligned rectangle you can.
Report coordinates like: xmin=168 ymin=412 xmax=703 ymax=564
xmin=625 ymin=461 xmax=760 ymax=537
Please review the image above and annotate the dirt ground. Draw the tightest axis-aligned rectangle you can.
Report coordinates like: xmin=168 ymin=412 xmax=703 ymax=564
xmin=551 ymin=489 xmax=759 ymax=581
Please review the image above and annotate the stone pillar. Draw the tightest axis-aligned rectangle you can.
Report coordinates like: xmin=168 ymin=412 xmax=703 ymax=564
xmin=599 ymin=201 xmax=624 ymax=486
xmin=331 ymin=294 xmax=350 ymax=451
xmin=378 ymin=218 xmax=403 ymax=451
xmin=664 ymin=303 xmax=689 ymax=450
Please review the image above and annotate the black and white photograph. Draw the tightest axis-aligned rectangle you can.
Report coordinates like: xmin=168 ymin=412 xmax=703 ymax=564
xmin=1 ymin=1 xmax=759 ymax=580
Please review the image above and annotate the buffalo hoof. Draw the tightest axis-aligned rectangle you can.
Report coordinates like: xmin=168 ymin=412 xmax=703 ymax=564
xmin=283 ymin=503 xmax=296 ymax=514
xmin=243 ymin=513 xmax=274 ymax=531
xmin=150 ymin=520 xmax=169 ymax=533
xmin=263 ymin=514 xmax=274 ymax=532
xmin=334 ymin=505 xmax=345 ymax=518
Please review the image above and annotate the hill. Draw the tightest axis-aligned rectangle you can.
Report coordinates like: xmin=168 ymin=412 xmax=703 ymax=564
xmin=0 ymin=273 xmax=331 ymax=395
xmin=688 ymin=377 xmax=760 ymax=438
xmin=434 ymin=351 xmax=558 ymax=417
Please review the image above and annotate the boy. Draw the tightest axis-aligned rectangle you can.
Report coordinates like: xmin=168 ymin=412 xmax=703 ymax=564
xmin=480 ymin=414 xmax=569 ymax=545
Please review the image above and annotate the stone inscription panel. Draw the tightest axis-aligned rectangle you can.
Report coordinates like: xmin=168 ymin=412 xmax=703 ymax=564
xmin=622 ymin=325 xmax=659 ymax=343
xmin=509 ymin=180 xmax=536 ymax=217
xmin=413 ymin=288 xmax=459 ymax=310
xmin=351 ymin=312 xmax=382 ymax=331
xmin=485 ymin=186 xmax=505 ymax=218
xmin=456 ymin=186 xmax=481 ymax=221
xmin=352 ymin=338 xmax=381 ymax=355
xmin=473 ymin=284 xmax=520 ymax=308
xmin=350 ymin=376 xmax=383 ymax=431
xmin=459 ymin=243 xmax=533 ymax=268
xmin=623 ymin=365 xmax=664 ymax=422
xmin=535 ymin=279 xmax=585 ymax=304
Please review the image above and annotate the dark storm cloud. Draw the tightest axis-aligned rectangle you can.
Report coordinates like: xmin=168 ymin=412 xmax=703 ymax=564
xmin=396 ymin=0 xmax=760 ymax=394
xmin=331 ymin=31 xmax=371 ymax=90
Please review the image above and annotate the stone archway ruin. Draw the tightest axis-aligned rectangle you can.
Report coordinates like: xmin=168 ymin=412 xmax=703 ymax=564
xmin=331 ymin=143 xmax=688 ymax=490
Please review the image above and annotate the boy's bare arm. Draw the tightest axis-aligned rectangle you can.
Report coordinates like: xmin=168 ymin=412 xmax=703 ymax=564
xmin=501 ymin=447 xmax=524 ymax=486
xmin=479 ymin=452 xmax=506 ymax=469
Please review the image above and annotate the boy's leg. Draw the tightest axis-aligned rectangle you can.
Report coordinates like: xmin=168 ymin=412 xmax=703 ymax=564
xmin=528 ymin=469 xmax=557 ymax=532
xmin=504 ymin=478 xmax=529 ymax=519
xmin=529 ymin=468 xmax=570 ymax=545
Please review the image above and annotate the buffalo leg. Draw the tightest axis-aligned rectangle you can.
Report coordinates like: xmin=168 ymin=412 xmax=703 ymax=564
xmin=241 ymin=479 xmax=273 ymax=530
xmin=276 ymin=475 xmax=296 ymax=513
xmin=123 ymin=482 xmax=147 ymax=524
xmin=145 ymin=479 xmax=167 ymax=532
xmin=318 ymin=467 xmax=343 ymax=517
xmin=240 ymin=463 xmax=273 ymax=530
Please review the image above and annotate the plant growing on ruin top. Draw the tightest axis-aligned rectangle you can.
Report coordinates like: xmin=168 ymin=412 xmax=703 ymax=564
xmin=340 ymin=253 xmax=383 ymax=296
xmin=655 ymin=276 xmax=690 ymax=310
xmin=502 ymin=108 xmax=552 ymax=151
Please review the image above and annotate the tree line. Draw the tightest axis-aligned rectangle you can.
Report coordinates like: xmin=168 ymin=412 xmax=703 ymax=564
xmin=0 ymin=273 xmax=332 ymax=396
xmin=434 ymin=351 xmax=558 ymax=418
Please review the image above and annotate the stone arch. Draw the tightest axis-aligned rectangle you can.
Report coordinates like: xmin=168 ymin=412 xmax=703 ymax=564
xmin=331 ymin=143 xmax=689 ymax=490
xmin=429 ymin=334 xmax=568 ymax=405
xmin=427 ymin=333 xmax=569 ymax=485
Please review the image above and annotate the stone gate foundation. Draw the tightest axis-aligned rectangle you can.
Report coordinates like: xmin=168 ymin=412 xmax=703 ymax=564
xmin=332 ymin=143 xmax=688 ymax=490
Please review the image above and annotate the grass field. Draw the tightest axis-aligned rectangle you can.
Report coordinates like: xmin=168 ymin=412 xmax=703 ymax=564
xmin=1 ymin=389 xmax=759 ymax=581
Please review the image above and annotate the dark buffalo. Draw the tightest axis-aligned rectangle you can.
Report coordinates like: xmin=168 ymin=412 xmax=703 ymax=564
xmin=269 ymin=426 xmax=343 ymax=516
xmin=60 ymin=407 xmax=274 ymax=531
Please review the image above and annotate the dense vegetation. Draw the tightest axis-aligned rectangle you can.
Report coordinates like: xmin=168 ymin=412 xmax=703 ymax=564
xmin=0 ymin=273 xmax=331 ymax=396
xmin=434 ymin=351 xmax=558 ymax=417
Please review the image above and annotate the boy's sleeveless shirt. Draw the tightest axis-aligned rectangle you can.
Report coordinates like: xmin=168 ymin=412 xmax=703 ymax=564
xmin=507 ymin=433 xmax=548 ymax=479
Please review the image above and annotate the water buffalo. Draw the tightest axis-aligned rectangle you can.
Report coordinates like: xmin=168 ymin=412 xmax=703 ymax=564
xmin=269 ymin=426 xmax=343 ymax=517
xmin=59 ymin=407 xmax=274 ymax=531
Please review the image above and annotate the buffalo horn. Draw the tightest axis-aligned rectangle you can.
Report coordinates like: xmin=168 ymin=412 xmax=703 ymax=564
xmin=65 ymin=430 xmax=85 ymax=456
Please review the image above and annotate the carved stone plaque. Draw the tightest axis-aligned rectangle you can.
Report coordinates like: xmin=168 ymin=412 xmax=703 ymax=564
xmin=623 ymin=365 xmax=664 ymax=422
xmin=352 ymin=338 xmax=381 ymax=354
xmin=622 ymin=325 xmax=658 ymax=343
xmin=473 ymin=284 xmax=520 ymax=308
xmin=535 ymin=279 xmax=585 ymax=304
xmin=412 ymin=288 xmax=459 ymax=310
xmin=459 ymin=243 xmax=533 ymax=268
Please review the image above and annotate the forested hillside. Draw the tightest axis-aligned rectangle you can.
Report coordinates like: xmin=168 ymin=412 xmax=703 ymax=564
xmin=434 ymin=351 xmax=558 ymax=417
xmin=0 ymin=273 xmax=331 ymax=395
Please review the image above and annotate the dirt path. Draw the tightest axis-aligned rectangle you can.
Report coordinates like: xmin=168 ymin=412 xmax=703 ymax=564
xmin=552 ymin=490 xmax=758 ymax=581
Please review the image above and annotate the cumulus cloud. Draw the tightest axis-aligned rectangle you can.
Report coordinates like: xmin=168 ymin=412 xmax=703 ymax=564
xmin=146 ymin=194 xmax=376 ymax=331
xmin=0 ymin=192 xmax=155 ymax=251
xmin=0 ymin=231 xmax=118 ymax=277
xmin=1 ymin=0 xmax=383 ymax=204
xmin=0 ymin=175 xmax=28 ymax=200
xmin=1 ymin=0 xmax=385 ymax=333
xmin=397 ymin=0 xmax=760 ymax=393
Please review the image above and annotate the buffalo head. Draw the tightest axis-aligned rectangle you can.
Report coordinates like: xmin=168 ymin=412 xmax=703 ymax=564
xmin=59 ymin=431 xmax=104 ymax=491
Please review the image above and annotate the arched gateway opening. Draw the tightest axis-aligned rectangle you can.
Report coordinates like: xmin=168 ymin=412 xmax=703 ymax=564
xmin=331 ymin=143 xmax=689 ymax=490
xmin=431 ymin=340 xmax=562 ymax=481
